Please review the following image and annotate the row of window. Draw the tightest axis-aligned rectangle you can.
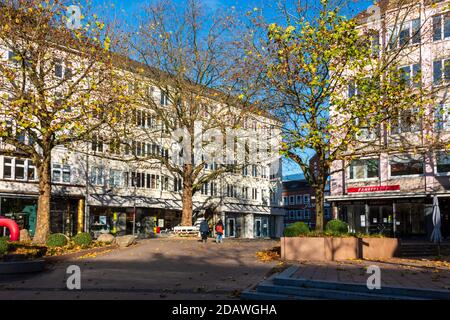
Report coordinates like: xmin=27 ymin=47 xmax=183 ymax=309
xmin=287 ymin=209 xmax=311 ymax=220
xmin=283 ymin=194 xmax=311 ymax=206
xmin=90 ymin=167 xmax=171 ymax=191
xmin=286 ymin=208 xmax=332 ymax=220
xmin=374 ymin=12 xmax=450 ymax=52
xmin=348 ymin=152 xmax=450 ymax=180
xmin=349 ymin=60 xmax=450 ymax=92
xmin=2 ymin=158 xmax=36 ymax=181
xmin=349 ymin=104 xmax=449 ymax=139
xmin=92 ymin=135 xmax=170 ymax=160
xmin=199 ymin=182 xmax=219 ymax=197
xmin=226 ymin=184 xmax=267 ymax=201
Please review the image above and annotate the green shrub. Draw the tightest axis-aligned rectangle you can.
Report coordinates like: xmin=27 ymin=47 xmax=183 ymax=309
xmin=46 ymin=233 xmax=68 ymax=248
xmin=72 ymin=232 xmax=92 ymax=246
xmin=325 ymin=219 xmax=349 ymax=234
xmin=0 ymin=238 xmax=9 ymax=255
xmin=284 ymin=222 xmax=310 ymax=237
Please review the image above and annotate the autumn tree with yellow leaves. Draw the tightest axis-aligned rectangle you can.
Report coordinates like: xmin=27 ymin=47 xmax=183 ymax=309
xmin=248 ymin=0 xmax=438 ymax=231
xmin=0 ymin=0 xmax=127 ymax=243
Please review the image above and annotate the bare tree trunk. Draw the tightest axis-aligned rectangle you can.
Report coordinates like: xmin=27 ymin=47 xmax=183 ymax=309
xmin=181 ymin=164 xmax=194 ymax=226
xmin=33 ymin=154 xmax=52 ymax=244
xmin=315 ymin=187 xmax=325 ymax=232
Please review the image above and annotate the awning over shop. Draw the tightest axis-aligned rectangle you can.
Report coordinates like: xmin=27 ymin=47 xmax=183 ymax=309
xmin=326 ymin=193 xmax=427 ymax=202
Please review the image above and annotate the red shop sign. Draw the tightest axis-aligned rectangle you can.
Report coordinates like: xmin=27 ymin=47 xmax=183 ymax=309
xmin=347 ymin=185 xmax=401 ymax=193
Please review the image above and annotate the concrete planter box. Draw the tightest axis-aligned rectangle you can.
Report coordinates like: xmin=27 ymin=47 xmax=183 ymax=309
xmin=281 ymin=237 xmax=399 ymax=261
xmin=360 ymin=238 xmax=400 ymax=260
xmin=0 ymin=260 xmax=45 ymax=274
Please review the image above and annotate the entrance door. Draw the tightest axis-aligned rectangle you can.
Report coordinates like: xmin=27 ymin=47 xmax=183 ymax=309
xmin=261 ymin=217 xmax=269 ymax=238
xmin=254 ymin=218 xmax=262 ymax=238
xmin=397 ymin=203 xmax=426 ymax=237
xmin=227 ymin=218 xmax=236 ymax=238
xmin=440 ymin=199 xmax=450 ymax=239
xmin=368 ymin=206 xmax=394 ymax=236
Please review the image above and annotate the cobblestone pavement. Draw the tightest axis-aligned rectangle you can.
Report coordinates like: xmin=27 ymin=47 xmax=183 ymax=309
xmin=0 ymin=238 xmax=280 ymax=300
xmin=292 ymin=258 xmax=450 ymax=291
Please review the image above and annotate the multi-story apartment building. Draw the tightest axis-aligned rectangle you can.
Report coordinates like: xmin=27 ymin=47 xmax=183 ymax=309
xmin=0 ymin=51 xmax=285 ymax=239
xmin=328 ymin=0 xmax=450 ymax=240
xmin=282 ymin=177 xmax=331 ymax=229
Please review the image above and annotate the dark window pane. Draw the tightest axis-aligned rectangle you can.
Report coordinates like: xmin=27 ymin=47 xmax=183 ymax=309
xmin=391 ymin=157 xmax=424 ymax=176
xmin=15 ymin=159 xmax=25 ymax=179
xmin=434 ymin=16 xmax=442 ymax=41
xmin=55 ymin=64 xmax=63 ymax=78
xmin=444 ymin=13 xmax=450 ymax=38
xmin=399 ymin=27 xmax=410 ymax=46
xmin=434 ymin=60 xmax=442 ymax=84
xmin=348 ymin=82 xmax=356 ymax=98
xmin=367 ymin=160 xmax=379 ymax=178
xmin=399 ymin=66 xmax=410 ymax=84
xmin=444 ymin=59 xmax=450 ymax=81
xmin=3 ymin=158 xmax=12 ymax=178
xmin=411 ymin=19 xmax=421 ymax=44
xmin=413 ymin=64 xmax=421 ymax=87
xmin=437 ymin=152 xmax=450 ymax=173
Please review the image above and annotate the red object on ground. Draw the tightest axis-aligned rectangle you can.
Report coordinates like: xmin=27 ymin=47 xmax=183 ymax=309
xmin=0 ymin=218 xmax=20 ymax=241
xmin=156 ymin=227 xmax=161 ymax=234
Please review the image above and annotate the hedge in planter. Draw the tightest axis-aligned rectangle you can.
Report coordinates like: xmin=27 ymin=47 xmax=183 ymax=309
xmin=0 ymin=237 xmax=9 ymax=255
xmin=325 ymin=219 xmax=349 ymax=235
xmin=73 ymin=232 xmax=92 ymax=246
xmin=284 ymin=222 xmax=310 ymax=237
xmin=46 ymin=233 xmax=68 ymax=248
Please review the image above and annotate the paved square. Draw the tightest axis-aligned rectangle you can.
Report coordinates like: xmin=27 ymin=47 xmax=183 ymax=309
xmin=0 ymin=238 xmax=280 ymax=300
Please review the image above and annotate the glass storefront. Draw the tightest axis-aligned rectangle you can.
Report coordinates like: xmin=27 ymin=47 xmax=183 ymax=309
xmin=337 ymin=199 xmax=426 ymax=237
xmin=396 ymin=201 xmax=426 ymax=237
xmin=89 ymin=206 xmax=181 ymax=238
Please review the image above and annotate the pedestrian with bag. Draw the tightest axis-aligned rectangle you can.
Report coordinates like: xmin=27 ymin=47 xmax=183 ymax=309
xmin=215 ymin=219 xmax=224 ymax=244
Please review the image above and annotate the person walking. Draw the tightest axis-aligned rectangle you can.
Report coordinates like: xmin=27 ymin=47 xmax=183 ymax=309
xmin=215 ymin=219 xmax=224 ymax=244
xmin=199 ymin=219 xmax=210 ymax=243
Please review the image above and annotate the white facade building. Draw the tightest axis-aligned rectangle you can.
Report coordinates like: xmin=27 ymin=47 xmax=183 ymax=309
xmin=0 ymin=50 xmax=285 ymax=239
xmin=328 ymin=0 xmax=450 ymax=239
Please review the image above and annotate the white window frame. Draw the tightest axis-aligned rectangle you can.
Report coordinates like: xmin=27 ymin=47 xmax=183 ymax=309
xmin=2 ymin=157 xmax=13 ymax=179
xmin=109 ymin=169 xmax=123 ymax=188
xmin=91 ymin=166 xmax=105 ymax=186
xmin=299 ymin=209 xmax=305 ymax=219
xmin=436 ymin=104 xmax=450 ymax=131
xmin=348 ymin=158 xmax=380 ymax=182
xmin=388 ymin=154 xmax=424 ymax=179
xmin=433 ymin=12 xmax=450 ymax=42
xmin=435 ymin=151 xmax=450 ymax=176
xmin=303 ymin=194 xmax=310 ymax=205
xmin=304 ymin=209 xmax=311 ymax=219
xmin=289 ymin=196 xmax=295 ymax=205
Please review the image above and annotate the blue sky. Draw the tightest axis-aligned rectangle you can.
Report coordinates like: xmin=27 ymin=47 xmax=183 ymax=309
xmin=89 ymin=0 xmax=374 ymax=179
xmin=90 ymin=0 xmax=375 ymax=26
